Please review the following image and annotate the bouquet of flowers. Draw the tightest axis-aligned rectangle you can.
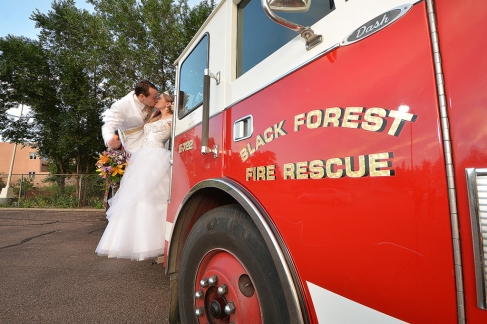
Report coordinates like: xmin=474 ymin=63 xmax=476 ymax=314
xmin=96 ymin=147 xmax=129 ymax=210
xmin=95 ymin=148 xmax=129 ymax=191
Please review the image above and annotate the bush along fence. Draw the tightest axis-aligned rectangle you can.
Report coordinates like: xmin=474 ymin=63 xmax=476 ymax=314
xmin=0 ymin=173 xmax=106 ymax=209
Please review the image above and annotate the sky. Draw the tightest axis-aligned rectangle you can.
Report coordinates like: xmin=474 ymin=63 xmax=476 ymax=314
xmin=0 ymin=0 xmax=95 ymax=40
xmin=0 ymin=0 xmax=202 ymax=39
xmin=1 ymin=1 xmax=96 ymax=119
xmin=0 ymin=0 xmax=202 ymax=119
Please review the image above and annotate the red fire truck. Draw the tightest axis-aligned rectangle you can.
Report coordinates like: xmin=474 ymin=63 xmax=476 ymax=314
xmin=164 ymin=0 xmax=487 ymax=322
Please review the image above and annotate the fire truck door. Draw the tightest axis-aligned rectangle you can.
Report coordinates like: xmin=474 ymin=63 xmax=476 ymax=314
xmin=173 ymin=31 xmax=225 ymax=187
xmin=434 ymin=1 xmax=487 ymax=322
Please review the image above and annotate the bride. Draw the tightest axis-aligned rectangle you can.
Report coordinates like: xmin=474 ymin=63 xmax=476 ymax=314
xmin=95 ymin=92 xmax=174 ymax=261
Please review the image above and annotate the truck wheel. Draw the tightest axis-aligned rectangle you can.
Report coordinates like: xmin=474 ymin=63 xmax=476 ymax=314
xmin=179 ymin=205 xmax=291 ymax=323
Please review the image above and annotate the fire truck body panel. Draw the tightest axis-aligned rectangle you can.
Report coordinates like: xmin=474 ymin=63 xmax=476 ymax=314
xmin=435 ymin=1 xmax=487 ymax=322
xmin=224 ymin=4 xmax=457 ymax=322
xmin=166 ymin=0 xmax=487 ymax=322
xmin=172 ymin=0 xmax=423 ymax=138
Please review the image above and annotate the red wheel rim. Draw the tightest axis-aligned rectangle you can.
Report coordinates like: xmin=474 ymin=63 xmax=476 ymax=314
xmin=193 ymin=249 xmax=262 ymax=323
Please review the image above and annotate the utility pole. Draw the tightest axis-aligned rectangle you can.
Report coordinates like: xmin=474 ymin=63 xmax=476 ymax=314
xmin=0 ymin=104 xmax=24 ymax=204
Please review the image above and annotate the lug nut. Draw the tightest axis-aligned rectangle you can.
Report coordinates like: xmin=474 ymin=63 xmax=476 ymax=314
xmin=208 ymin=275 xmax=218 ymax=285
xmin=200 ymin=278 xmax=209 ymax=288
xmin=224 ymin=302 xmax=236 ymax=314
xmin=195 ymin=289 xmax=204 ymax=299
xmin=217 ymin=284 xmax=228 ymax=295
xmin=195 ymin=306 xmax=205 ymax=316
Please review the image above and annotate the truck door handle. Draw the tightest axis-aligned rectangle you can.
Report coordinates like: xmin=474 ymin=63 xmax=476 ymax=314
xmin=201 ymin=69 xmax=220 ymax=158
xmin=234 ymin=115 xmax=253 ymax=142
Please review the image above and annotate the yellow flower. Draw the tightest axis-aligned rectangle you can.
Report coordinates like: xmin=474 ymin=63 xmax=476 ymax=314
xmin=96 ymin=169 xmax=107 ymax=178
xmin=111 ymin=165 xmax=125 ymax=176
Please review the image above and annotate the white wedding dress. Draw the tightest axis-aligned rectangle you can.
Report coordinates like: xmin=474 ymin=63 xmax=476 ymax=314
xmin=95 ymin=117 xmax=172 ymax=261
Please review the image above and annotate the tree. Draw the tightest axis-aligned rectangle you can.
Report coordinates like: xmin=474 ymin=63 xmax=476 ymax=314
xmin=0 ymin=35 xmax=74 ymax=192
xmin=88 ymin=0 xmax=215 ymax=95
xmin=0 ymin=0 xmax=215 ymax=205
xmin=0 ymin=36 xmax=56 ymax=143
xmin=30 ymin=0 xmax=111 ymax=201
xmin=180 ymin=0 xmax=215 ymax=44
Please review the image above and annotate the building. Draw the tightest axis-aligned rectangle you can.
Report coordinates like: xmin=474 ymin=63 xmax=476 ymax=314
xmin=0 ymin=142 xmax=49 ymax=188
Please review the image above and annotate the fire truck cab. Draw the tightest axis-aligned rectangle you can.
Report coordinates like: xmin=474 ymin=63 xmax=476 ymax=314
xmin=165 ymin=0 xmax=487 ymax=322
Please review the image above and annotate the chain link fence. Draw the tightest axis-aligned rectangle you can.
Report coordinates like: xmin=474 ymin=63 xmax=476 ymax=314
xmin=0 ymin=173 xmax=106 ymax=209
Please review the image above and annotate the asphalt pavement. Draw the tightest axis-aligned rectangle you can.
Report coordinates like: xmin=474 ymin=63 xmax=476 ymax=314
xmin=0 ymin=209 xmax=170 ymax=323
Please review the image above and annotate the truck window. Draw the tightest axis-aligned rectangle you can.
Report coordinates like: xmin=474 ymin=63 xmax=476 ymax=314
xmin=237 ymin=0 xmax=335 ymax=77
xmin=178 ymin=34 xmax=209 ymax=119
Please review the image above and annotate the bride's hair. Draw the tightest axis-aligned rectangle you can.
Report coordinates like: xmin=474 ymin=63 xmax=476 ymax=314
xmin=148 ymin=92 xmax=174 ymax=123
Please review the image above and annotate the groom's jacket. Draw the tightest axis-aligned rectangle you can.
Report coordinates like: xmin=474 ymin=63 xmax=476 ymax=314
xmin=102 ymin=91 xmax=148 ymax=154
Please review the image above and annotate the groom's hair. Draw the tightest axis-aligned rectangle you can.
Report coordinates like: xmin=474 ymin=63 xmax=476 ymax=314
xmin=134 ymin=80 xmax=157 ymax=97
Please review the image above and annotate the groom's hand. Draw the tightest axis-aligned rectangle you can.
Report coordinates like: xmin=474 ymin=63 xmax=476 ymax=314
xmin=108 ymin=135 xmax=121 ymax=150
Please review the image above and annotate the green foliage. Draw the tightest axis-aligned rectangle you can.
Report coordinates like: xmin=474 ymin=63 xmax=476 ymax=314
xmin=6 ymin=177 xmax=105 ymax=209
xmin=87 ymin=0 xmax=215 ymax=94
xmin=0 ymin=36 xmax=55 ymax=144
xmin=0 ymin=0 xmax=214 ymax=207
xmin=181 ymin=0 xmax=216 ymax=43
xmin=32 ymin=1 xmax=108 ymax=175
xmin=13 ymin=176 xmax=36 ymax=196
xmin=84 ymin=174 xmax=106 ymax=208
xmin=17 ymin=194 xmax=78 ymax=209
xmin=41 ymin=181 xmax=77 ymax=196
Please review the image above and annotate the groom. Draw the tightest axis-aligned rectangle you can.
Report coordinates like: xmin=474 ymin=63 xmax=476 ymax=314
xmin=102 ymin=80 xmax=159 ymax=154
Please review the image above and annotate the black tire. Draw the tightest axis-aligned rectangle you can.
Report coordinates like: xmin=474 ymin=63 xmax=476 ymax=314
xmin=179 ymin=204 xmax=291 ymax=323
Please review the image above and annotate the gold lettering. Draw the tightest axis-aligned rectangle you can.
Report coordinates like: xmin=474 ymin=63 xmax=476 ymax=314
xmin=245 ymin=168 xmax=254 ymax=181
xmin=369 ymin=152 xmax=394 ymax=176
xmin=274 ymin=120 xmax=288 ymax=138
xmin=387 ymin=110 xmax=418 ymax=136
xmin=240 ymin=147 xmax=249 ymax=162
xmin=362 ymin=107 xmax=387 ymax=132
xmin=309 ymin=160 xmax=325 ymax=179
xmin=247 ymin=143 xmax=256 ymax=155
xmin=345 ymin=155 xmax=369 ymax=177
xmin=294 ymin=113 xmax=306 ymax=132
xmin=342 ymin=107 xmax=364 ymax=129
xmin=283 ymin=163 xmax=295 ymax=180
xmin=326 ymin=158 xmax=344 ymax=178
xmin=296 ymin=161 xmax=309 ymax=179
xmin=266 ymin=165 xmax=276 ymax=180
xmin=323 ymin=107 xmax=343 ymax=127
xmin=255 ymin=135 xmax=266 ymax=150
xmin=264 ymin=127 xmax=274 ymax=143
xmin=257 ymin=166 xmax=266 ymax=180
xmin=307 ymin=110 xmax=323 ymax=129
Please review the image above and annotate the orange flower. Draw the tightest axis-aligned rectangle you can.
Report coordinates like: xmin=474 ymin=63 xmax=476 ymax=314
xmin=97 ymin=153 xmax=110 ymax=165
xmin=95 ymin=149 xmax=128 ymax=188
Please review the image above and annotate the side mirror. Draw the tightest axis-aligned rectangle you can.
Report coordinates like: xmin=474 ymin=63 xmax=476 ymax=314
xmin=268 ymin=0 xmax=311 ymax=12
xmin=262 ymin=0 xmax=322 ymax=50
